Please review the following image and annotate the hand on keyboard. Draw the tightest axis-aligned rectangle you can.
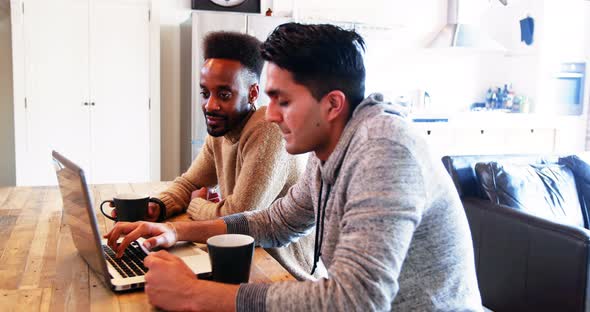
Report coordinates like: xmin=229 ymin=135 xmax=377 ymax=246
xmin=103 ymin=242 xmax=148 ymax=277
xmin=103 ymin=221 xmax=178 ymax=258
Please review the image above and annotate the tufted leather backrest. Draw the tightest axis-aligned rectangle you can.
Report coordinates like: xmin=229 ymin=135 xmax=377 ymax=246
xmin=475 ymin=161 xmax=584 ymax=228
xmin=441 ymin=154 xmax=560 ymax=199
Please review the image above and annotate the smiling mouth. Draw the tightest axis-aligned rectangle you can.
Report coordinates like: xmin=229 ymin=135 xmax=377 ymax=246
xmin=205 ymin=114 xmax=227 ymax=126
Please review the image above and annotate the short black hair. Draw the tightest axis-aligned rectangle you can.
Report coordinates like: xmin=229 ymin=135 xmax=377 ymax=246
xmin=203 ymin=31 xmax=264 ymax=79
xmin=261 ymin=23 xmax=366 ymax=114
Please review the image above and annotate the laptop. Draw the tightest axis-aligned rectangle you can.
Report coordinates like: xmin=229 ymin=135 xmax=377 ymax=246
xmin=52 ymin=150 xmax=211 ymax=291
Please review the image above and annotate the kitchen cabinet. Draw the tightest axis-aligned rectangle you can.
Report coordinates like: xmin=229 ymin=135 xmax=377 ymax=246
xmin=504 ymin=127 xmax=555 ymax=153
xmin=453 ymin=128 xmax=508 ymax=155
xmin=412 ymin=122 xmax=455 ymax=159
xmin=553 ymin=116 xmax=587 ymax=153
xmin=411 ymin=114 xmax=565 ymax=158
xmin=11 ymin=0 xmax=159 ymax=186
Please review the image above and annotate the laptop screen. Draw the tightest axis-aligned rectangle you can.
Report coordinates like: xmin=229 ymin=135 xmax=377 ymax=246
xmin=53 ymin=151 xmax=110 ymax=286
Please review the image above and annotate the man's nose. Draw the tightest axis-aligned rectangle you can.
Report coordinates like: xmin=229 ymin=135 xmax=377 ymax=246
xmin=265 ymin=101 xmax=282 ymax=123
xmin=204 ymin=97 xmax=220 ymax=112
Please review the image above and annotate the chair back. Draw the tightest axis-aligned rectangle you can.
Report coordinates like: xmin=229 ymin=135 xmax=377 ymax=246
xmin=441 ymin=154 xmax=559 ymax=199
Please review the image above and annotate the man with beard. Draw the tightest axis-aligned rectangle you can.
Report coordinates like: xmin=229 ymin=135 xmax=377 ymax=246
xmin=137 ymin=31 xmax=317 ymax=280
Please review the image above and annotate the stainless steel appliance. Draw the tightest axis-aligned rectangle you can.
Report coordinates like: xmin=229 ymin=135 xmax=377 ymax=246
xmin=554 ymin=62 xmax=586 ymax=116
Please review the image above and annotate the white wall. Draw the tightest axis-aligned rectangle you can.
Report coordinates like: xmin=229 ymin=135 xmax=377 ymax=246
xmin=159 ymin=0 xmax=191 ymax=180
xmin=585 ymin=1 xmax=590 ymax=150
xmin=0 ymin=0 xmax=16 ymax=186
xmin=587 ymin=2 xmax=590 ymax=59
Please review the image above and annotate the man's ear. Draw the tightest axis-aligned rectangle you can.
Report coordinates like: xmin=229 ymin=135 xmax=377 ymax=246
xmin=324 ymin=90 xmax=347 ymax=121
xmin=248 ymin=83 xmax=259 ymax=104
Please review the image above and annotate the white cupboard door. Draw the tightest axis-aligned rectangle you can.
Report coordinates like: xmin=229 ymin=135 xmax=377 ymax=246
xmin=88 ymin=0 xmax=150 ymax=184
xmin=22 ymin=0 xmax=91 ymax=186
xmin=411 ymin=123 xmax=455 ymax=159
xmin=554 ymin=117 xmax=585 ymax=153
xmin=504 ymin=128 xmax=556 ymax=154
xmin=453 ymin=128 xmax=506 ymax=155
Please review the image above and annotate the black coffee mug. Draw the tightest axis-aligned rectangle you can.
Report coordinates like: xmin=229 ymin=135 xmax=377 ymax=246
xmin=100 ymin=193 xmax=165 ymax=222
xmin=206 ymin=234 xmax=254 ymax=284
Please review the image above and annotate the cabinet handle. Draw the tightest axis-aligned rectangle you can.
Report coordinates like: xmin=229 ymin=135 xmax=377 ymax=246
xmin=480 ymin=130 xmax=485 ymax=135
xmin=83 ymin=102 xmax=89 ymax=106
xmin=90 ymin=102 xmax=95 ymax=106
xmin=426 ymin=130 xmax=432 ymax=135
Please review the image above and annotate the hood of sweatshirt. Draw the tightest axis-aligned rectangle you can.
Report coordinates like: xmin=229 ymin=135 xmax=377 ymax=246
xmin=319 ymin=93 xmax=407 ymax=185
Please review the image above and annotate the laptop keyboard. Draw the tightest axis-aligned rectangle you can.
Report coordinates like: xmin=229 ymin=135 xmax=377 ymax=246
xmin=102 ymin=241 xmax=148 ymax=278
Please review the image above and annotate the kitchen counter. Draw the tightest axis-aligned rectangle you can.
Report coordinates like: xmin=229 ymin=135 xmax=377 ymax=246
xmin=409 ymin=111 xmax=587 ymax=156
xmin=411 ymin=111 xmax=587 ymax=128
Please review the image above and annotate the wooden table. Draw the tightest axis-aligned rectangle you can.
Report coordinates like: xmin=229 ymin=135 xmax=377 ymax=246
xmin=0 ymin=183 xmax=295 ymax=311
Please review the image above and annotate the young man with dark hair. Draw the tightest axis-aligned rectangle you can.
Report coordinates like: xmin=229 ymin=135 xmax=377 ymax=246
xmin=105 ymin=23 xmax=482 ymax=311
xmin=131 ymin=31 xmax=317 ymax=281
xmin=149 ymin=31 xmax=273 ymax=219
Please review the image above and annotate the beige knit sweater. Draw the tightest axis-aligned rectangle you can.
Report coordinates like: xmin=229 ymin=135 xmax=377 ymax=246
xmin=157 ymin=107 xmax=318 ymax=280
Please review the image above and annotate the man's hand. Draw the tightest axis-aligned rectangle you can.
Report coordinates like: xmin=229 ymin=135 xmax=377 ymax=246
xmin=144 ymin=250 xmax=238 ymax=311
xmin=146 ymin=202 xmax=161 ymax=222
xmin=191 ymin=187 xmax=220 ymax=203
xmin=108 ymin=202 xmax=161 ymax=222
xmin=144 ymin=251 xmax=202 ymax=311
xmin=102 ymin=221 xmax=177 ymax=258
xmin=191 ymin=187 xmax=208 ymax=201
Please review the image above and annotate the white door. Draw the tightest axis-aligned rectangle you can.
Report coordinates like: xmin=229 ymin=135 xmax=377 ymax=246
xmin=22 ymin=0 xmax=91 ymax=186
xmin=88 ymin=0 xmax=150 ymax=184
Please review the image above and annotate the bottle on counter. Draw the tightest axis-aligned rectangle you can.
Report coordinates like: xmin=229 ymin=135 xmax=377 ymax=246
xmin=491 ymin=89 xmax=498 ymax=109
xmin=505 ymin=84 xmax=514 ymax=110
xmin=485 ymin=88 xmax=493 ymax=109
xmin=496 ymin=87 xmax=503 ymax=109
xmin=512 ymin=95 xmax=521 ymax=112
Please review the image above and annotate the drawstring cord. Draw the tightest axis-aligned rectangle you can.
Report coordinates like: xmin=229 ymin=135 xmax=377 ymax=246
xmin=311 ymin=180 xmax=331 ymax=275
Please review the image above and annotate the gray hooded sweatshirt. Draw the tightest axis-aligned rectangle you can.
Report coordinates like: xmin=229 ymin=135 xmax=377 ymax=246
xmin=223 ymin=93 xmax=483 ymax=311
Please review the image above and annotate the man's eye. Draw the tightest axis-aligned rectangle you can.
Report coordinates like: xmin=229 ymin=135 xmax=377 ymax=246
xmin=279 ymin=101 xmax=289 ymax=107
xmin=200 ymin=91 xmax=210 ymax=99
xmin=218 ymin=92 xmax=232 ymax=100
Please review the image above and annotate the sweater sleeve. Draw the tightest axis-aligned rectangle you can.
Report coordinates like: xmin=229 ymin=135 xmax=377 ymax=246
xmin=157 ymin=136 xmax=217 ymax=218
xmin=187 ymin=121 xmax=296 ymax=220
xmin=222 ymin=156 xmax=317 ymax=246
xmin=236 ymin=140 xmax=428 ymax=312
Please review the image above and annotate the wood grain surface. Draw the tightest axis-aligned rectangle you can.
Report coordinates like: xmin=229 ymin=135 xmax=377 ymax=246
xmin=0 ymin=183 xmax=295 ymax=311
